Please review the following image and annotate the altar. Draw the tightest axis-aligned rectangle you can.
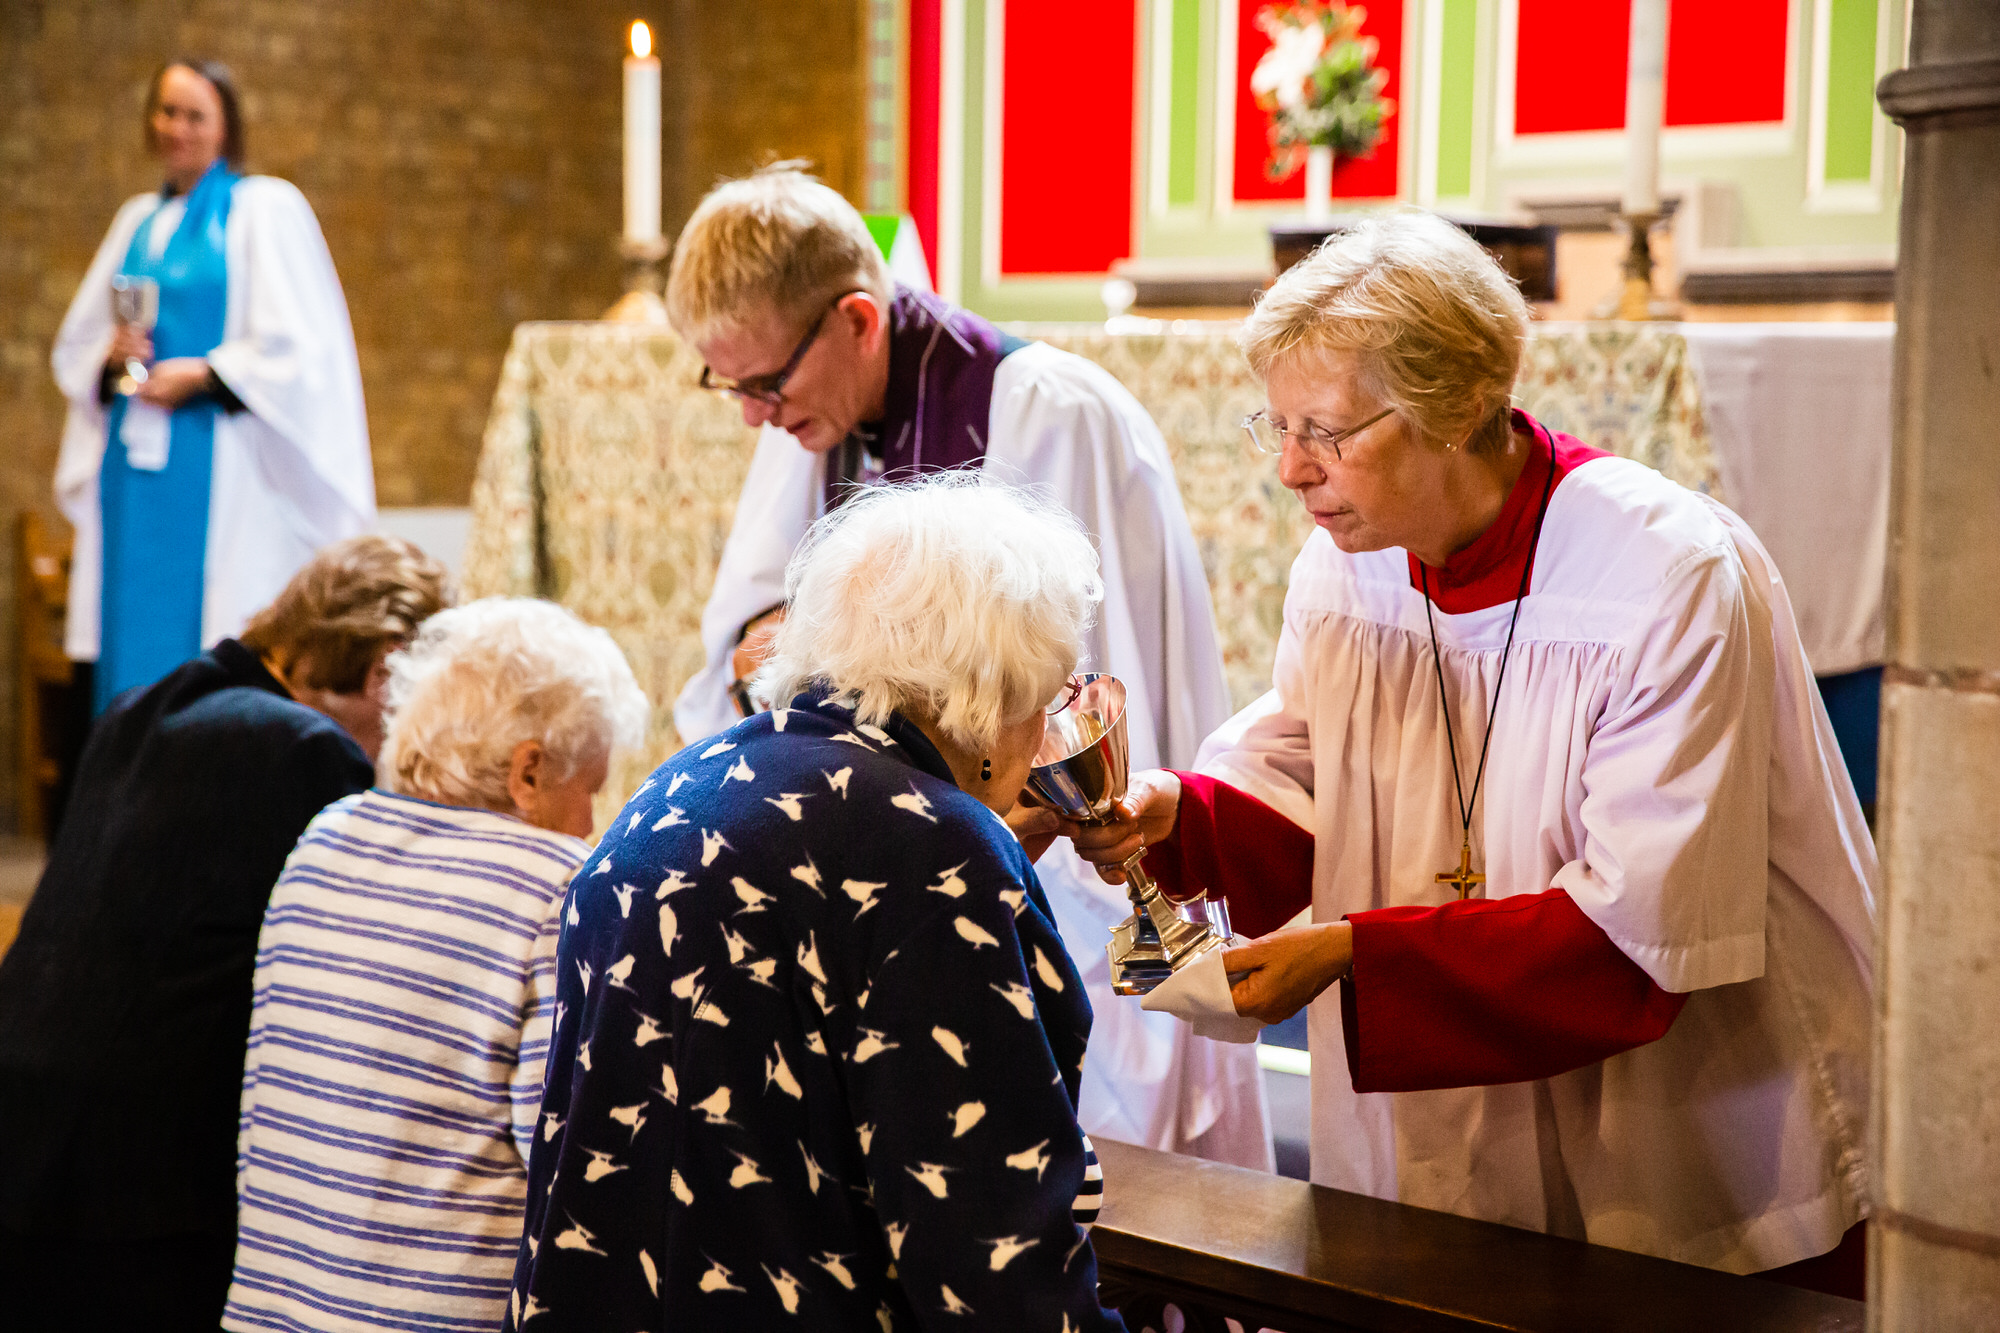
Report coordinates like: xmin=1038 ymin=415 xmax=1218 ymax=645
xmin=462 ymin=320 xmax=1890 ymax=812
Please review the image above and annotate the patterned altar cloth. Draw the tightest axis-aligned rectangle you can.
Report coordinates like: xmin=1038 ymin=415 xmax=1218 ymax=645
xmin=463 ymin=320 xmax=1723 ymax=815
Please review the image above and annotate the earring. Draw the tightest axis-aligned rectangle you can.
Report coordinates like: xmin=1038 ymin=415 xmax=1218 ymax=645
xmin=980 ymin=758 xmax=991 ymax=781
xmin=1444 ymin=441 xmax=1459 ymax=453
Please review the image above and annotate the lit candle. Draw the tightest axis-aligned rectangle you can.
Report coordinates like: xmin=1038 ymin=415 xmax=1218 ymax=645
xmin=1622 ymin=0 xmax=1666 ymax=215
xmin=624 ymin=20 xmax=661 ymax=243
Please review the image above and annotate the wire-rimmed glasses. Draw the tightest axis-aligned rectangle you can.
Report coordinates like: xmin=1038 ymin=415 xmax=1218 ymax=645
xmin=1242 ymin=405 xmax=1395 ymax=464
xmin=698 ymin=290 xmax=861 ymax=408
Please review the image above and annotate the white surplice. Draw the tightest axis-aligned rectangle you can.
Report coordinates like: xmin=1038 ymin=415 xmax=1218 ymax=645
xmin=1197 ymin=454 xmax=1875 ymax=1271
xmin=678 ymin=341 xmax=1273 ymax=1170
xmin=51 ymin=178 xmax=376 ymax=659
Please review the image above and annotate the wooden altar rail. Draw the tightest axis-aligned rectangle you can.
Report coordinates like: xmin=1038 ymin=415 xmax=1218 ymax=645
xmin=1090 ymin=1138 xmax=1864 ymax=1332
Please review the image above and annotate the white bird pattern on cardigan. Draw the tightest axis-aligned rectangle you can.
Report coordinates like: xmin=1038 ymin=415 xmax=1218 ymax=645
xmin=505 ymin=693 xmax=1120 ymax=1332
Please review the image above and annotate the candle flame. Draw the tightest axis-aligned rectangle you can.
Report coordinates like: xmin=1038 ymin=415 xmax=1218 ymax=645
xmin=630 ymin=20 xmax=652 ymax=58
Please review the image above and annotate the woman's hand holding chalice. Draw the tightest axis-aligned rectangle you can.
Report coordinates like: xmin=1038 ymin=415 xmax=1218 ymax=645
xmin=1055 ymin=769 xmax=1182 ymax=883
xmin=108 ymin=323 xmax=153 ymax=370
xmin=134 ymin=357 xmax=216 ymax=409
xmin=1051 ymin=765 xmax=1350 ymax=1023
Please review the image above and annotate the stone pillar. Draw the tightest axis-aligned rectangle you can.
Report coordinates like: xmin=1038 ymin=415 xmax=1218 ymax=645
xmin=1871 ymin=5 xmax=2000 ymax=1327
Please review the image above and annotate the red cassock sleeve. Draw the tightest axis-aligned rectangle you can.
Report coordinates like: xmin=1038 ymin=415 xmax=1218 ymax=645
xmin=1144 ymin=771 xmax=1688 ymax=1093
xmin=1140 ymin=771 xmax=1314 ymax=939
xmin=1341 ymin=890 xmax=1688 ymax=1092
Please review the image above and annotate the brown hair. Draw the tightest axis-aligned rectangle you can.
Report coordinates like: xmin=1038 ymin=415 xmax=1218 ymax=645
xmin=240 ymin=535 xmax=452 ymax=693
xmin=143 ymin=58 xmax=246 ymax=168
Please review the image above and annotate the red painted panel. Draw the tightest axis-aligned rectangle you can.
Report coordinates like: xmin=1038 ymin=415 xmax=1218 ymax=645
xmin=1664 ymin=0 xmax=1788 ymax=126
xmin=1233 ymin=0 xmax=1404 ymax=203
xmin=907 ymin=0 xmax=942 ymax=286
xmin=999 ymin=0 xmax=1136 ymax=275
xmin=1513 ymin=0 xmax=1627 ymax=133
xmin=1514 ymin=0 xmax=1789 ymax=134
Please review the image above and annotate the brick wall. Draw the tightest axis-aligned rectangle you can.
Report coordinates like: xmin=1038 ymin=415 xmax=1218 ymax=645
xmin=0 ymin=0 xmax=864 ymax=832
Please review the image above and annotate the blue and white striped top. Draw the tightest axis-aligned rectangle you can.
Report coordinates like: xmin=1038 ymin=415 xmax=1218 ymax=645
xmin=223 ymin=789 xmax=588 ymax=1333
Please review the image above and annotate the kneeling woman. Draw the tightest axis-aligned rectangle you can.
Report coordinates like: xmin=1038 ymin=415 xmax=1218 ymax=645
xmin=508 ymin=479 xmax=1126 ymax=1331
xmin=225 ymin=598 xmax=649 ymax=1333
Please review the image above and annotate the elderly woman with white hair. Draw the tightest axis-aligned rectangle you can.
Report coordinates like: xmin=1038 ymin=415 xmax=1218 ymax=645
xmin=1061 ymin=211 xmax=1877 ymax=1297
xmin=508 ymin=478 xmax=1126 ymax=1332
xmin=222 ymin=598 xmax=648 ymax=1333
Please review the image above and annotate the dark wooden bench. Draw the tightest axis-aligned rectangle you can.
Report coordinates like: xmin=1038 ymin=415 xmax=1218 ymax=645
xmin=1091 ymin=1137 xmax=1864 ymax=1332
xmin=15 ymin=511 xmax=76 ymax=841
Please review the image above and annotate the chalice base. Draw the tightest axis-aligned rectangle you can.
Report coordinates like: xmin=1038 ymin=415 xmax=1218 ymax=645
xmin=1107 ymin=878 xmax=1234 ymax=996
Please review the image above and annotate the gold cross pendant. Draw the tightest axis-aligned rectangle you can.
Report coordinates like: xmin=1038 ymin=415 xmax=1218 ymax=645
xmin=1436 ymin=840 xmax=1485 ymax=900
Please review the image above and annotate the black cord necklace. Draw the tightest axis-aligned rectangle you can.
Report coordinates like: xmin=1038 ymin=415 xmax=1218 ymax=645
xmin=1421 ymin=437 xmax=1558 ymax=900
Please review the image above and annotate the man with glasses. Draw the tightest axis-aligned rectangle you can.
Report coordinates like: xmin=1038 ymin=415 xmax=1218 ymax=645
xmin=666 ymin=165 xmax=1270 ymax=1174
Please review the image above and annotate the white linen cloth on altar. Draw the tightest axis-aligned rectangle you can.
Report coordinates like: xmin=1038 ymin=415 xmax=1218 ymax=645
xmin=51 ymin=178 xmax=376 ymax=659
xmin=676 ymin=341 xmax=1273 ymax=1171
xmin=1196 ymin=454 xmax=1876 ymax=1271
xmin=1682 ymin=322 xmax=1892 ymax=675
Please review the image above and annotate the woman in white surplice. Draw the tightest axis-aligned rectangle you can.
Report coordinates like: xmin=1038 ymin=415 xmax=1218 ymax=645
xmin=1062 ymin=213 xmax=1874 ymax=1297
xmin=50 ymin=58 xmax=373 ymax=711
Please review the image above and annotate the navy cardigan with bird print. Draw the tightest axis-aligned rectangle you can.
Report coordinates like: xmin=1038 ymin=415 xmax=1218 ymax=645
xmin=507 ymin=689 xmax=1125 ymax=1331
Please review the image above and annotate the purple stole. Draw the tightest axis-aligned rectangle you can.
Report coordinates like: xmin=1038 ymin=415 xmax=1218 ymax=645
xmin=825 ymin=286 xmax=1027 ymax=510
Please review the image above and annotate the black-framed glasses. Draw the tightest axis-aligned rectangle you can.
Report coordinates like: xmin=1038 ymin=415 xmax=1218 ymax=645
xmin=698 ymin=291 xmax=860 ymax=408
xmin=1243 ymin=405 xmax=1395 ymax=464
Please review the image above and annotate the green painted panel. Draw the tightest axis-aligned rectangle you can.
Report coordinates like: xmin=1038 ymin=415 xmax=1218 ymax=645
xmin=1168 ymin=0 xmax=1203 ymax=206
xmin=862 ymin=214 xmax=900 ymax=258
xmin=1436 ymin=0 xmax=1477 ymax=198
xmin=961 ymin=0 xmax=990 ymax=309
xmin=1824 ymin=0 xmax=1878 ymax=182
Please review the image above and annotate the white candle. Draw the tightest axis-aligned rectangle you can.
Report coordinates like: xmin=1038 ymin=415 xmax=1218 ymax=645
xmin=1622 ymin=0 xmax=1667 ymax=215
xmin=623 ymin=20 xmax=662 ymax=243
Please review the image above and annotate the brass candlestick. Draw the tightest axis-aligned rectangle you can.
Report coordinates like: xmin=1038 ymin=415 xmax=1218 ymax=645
xmin=605 ymin=235 xmax=670 ymax=323
xmin=1599 ymin=210 xmax=1681 ymax=322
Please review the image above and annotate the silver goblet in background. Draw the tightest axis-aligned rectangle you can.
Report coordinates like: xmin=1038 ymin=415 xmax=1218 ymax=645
xmin=1026 ymin=672 xmax=1234 ymax=995
xmin=109 ymin=275 xmax=159 ymax=396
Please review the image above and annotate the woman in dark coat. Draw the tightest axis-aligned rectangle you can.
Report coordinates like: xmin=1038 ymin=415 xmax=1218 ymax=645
xmin=0 ymin=534 xmax=448 ymax=1331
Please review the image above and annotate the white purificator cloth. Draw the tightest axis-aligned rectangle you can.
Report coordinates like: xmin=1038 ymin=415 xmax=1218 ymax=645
xmin=1141 ymin=947 xmax=1264 ymax=1045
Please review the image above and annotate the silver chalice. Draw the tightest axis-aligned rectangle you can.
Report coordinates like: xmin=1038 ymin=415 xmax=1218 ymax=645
xmin=1026 ymin=672 xmax=1233 ymax=995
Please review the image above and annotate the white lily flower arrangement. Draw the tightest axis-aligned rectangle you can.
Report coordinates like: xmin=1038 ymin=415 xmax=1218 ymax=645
xmin=1250 ymin=1 xmax=1395 ymax=180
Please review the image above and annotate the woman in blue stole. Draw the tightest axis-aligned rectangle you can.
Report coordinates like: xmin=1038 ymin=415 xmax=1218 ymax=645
xmin=53 ymin=58 xmax=377 ymax=719
xmin=98 ymin=153 xmax=238 ymax=711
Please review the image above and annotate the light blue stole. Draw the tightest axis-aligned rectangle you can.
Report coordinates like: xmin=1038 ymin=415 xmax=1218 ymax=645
xmin=97 ymin=160 xmax=238 ymax=713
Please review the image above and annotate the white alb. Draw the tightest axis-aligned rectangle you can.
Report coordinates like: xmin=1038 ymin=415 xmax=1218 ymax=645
xmin=51 ymin=177 xmax=376 ymax=659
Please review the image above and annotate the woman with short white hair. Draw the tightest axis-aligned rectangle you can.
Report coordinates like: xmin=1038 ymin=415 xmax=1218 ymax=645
xmin=1061 ymin=210 xmax=1876 ymax=1295
xmin=224 ymin=598 xmax=649 ymax=1333
xmin=508 ymin=477 xmax=1127 ymax=1331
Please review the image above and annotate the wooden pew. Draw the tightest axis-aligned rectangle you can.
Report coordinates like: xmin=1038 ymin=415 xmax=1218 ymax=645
xmin=14 ymin=510 xmax=74 ymax=842
xmin=1091 ymin=1138 xmax=1864 ymax=1332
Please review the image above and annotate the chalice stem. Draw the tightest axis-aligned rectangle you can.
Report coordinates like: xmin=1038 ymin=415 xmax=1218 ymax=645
xmin=1120 ymin=851 xmax=1155 ymax=913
